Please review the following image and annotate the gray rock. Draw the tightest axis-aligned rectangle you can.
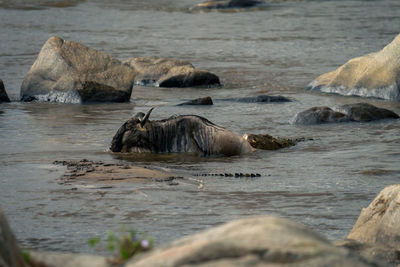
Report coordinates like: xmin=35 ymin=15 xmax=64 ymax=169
xmin=291 ymin=103 xmax=399 ymax=125
xmin=334 ymin=184 xmax=400 ymax=266
xmin=177 ymin=96 xmax=213 ymax=106
xmin=192 ymin=0 xmax=263 ymax=10
xmin=308 ymin=34 xmax=400 ymax=100
xmin=126 ymin=216 xmax=379 ymax=267
xmin=123 ymin=57 xmax=220 ymax=88
xmin=0 ymin=80 xmax=11 ymax=103
xmin=20 ymin=36 xmax=135 ymax=103
xmin=347 ymin=185 xmax=400 ymax=249
xmin=0 ymin=209 xmax=26 ymax=267
xmin=291 ymin=106 xmax=348 ymax=125
xmin=335 ymin=103 xmax=399 ymax=122
xmin=217 ymin=94 xmax=291 ymax=103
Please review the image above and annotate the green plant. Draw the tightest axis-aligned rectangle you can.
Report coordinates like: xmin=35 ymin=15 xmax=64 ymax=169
xmin=88 ymin=226 xmax=153 ymax=264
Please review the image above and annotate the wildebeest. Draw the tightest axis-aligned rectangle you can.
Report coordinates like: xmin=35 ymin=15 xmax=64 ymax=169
xmin=110 ymin=108 xmax=253 ymax=156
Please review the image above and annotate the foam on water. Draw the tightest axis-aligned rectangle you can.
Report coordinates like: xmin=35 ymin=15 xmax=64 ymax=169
xmin=309 ymin=80 xmax=400 ymax=101
xmin=34 ymin=91 xmax=82 ymax=104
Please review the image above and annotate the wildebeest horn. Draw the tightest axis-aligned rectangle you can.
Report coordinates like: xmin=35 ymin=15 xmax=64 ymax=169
xmin=140 ymin=107 xmax=154 ymax=127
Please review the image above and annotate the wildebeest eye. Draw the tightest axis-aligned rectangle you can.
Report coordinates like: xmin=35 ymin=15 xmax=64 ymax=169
xmin=134 ymin=112 xmax=146 ymax=124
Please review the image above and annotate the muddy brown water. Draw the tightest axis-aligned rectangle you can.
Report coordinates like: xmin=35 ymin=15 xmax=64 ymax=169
xmin=0 ymin=0 xmax=400 ymax=253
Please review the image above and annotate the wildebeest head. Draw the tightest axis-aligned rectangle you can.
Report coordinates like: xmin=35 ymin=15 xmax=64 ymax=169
xmin=110 ymin=107 xmax=154 ymax=152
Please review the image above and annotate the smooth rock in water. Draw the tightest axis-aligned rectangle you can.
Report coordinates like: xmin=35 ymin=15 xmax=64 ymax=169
xmin=218 ymin=94 xmax=291 ymax=103
xmin=177 ymin=96 xmax=213 ymax=106
xmin=335 ymin=103 xmax=399 ymax=122
xmin=0 ymin=209 xmax=26 ymax=267
xmin=244 ymin=133 xmax=296 ymax=150
xmin=308 ymin=34 xmax=400 ymax=100
xmin=347 ymin=184 xmax=400 ymax=249
xmin=0 ymin=80 xmax=10 ymax=103
xmin=126 ymin=216 xmax=379 ymax=267
xmin=123 ymin=57 xmax=220 ymax=88
xmin=291 ymin=106 xmax=348 ymax=125
xmin=193 ymin=0 xmax=262 ymax=10
xmin=291 ymin=103 xmax=399 ymax=125
xmin=20 ymin=36 xmax=135 ymax=103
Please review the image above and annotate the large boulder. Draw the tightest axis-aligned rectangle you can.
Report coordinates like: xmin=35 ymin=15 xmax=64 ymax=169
xmin=127 ymin=216 xmax=379 ymax=267
xmin=308 ymin=34 xmax=400 ymax=100
xmin=0 ymin=209 xmax=26 ymax=267
xmin=0 ymin=80 xmax=11 ymax=103
xmin=192 ymin=0 xmax=263 ymax=10
xmin=20 ymin=36 xmax=135 ymax=103
xmin=335 ymin=185 xmax=400 ymax=266
xmin=347 ymin=185 xmax=400 ymax=249
xmin=291 ymin=103 xmax=399 ymax=125
xmin=123 ymin=57 xmax=220 ymax=88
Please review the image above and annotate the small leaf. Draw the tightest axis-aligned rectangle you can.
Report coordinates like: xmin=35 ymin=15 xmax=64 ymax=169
xmin=107 ymin=243 xmax=115 ymax=253
xmin=88 ymin=237 xmax=100 ymax=247
xmin=22 ymin=250 xmax=31 ymax=263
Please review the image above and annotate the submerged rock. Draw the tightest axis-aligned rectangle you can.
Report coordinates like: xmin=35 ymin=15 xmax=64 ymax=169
xmin=123 ymin=57 xmax=220 ymax=88
xmin=217 ymin=94 xmax=291 ymax=103
xmin=308 ymin=34 xmax=400 ymax=100
xmin=20 ymin=36 xmax=135 ymax=103
xmin=177 ymin=96 xmax=213 ymax=106
xmin=244 ymin=133 xmax=297 ymax=150
xmin=127 ymin=216 xmax=379 ymax=267
xmin=192 ymin=0 xmax=263 ymax=10
xmin=0 ymin=209 xmax=26 ymax=267
xmin=291 ymin=103 xmax=399 ymax=125
xmin=0 ymin=80 xmax=10 ymax=103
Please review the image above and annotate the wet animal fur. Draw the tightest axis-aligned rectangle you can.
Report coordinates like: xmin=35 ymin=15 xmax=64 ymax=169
xmin=110 ymin=109 xmax=253 ymax=156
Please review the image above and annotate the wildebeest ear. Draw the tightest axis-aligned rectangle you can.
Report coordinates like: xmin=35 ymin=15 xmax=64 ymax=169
xmin=140 ymin=107 xmax=155 ymax=127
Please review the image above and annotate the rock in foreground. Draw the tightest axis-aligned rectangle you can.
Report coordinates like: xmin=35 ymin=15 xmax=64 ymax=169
xmin=0 ymin=80 xmax=10 ymax=103
xmin=127 ymin=216 xmax=379 ymax=267
xmin=0 ymin=209 xmax=26 ymax=267
xmin=334 ymin=184 xmax=400 ymax=266
xmin=124 ymin=57 xmax=220 ymax=88
xmin=347 ymin=184 xmax=400 ymax=249
xmin=20 ymin=36 xmax=135 ymax=103
xmin=308 ymin=34 xmax=400 ymax=100
xmin=291 ymin=103 xmax=399 ymax=125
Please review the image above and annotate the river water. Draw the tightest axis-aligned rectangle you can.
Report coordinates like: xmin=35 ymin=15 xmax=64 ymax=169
xmin=1 ymin=0 xmax=400 ymax=254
